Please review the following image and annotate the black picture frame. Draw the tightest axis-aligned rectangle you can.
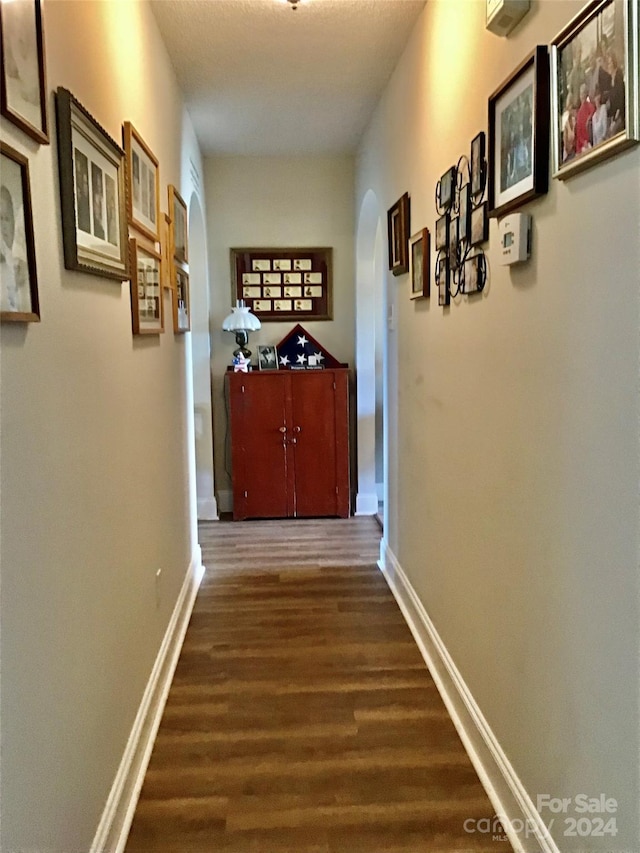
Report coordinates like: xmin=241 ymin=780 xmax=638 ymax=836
xmin=449 ymin=216 xmax=460 ymax=270
xmin=387 ymin=192 xmax=410 ymax=276
xmin=470 ymin=202 xmax=489 ymax=246
xmin=470 ymin=132 xmax=486 ymax=197
xmin=436 ymin=253 xmax=450 ymax=307
xmin=437 ymin=166 xmax=457 ymax=212
xmin=435 ymin=214 xmax=449 ymax=251
xmin=55 ymin=88 xmax=128 ymax=280
xmin=458 ymin=183 xmax=471 ymax=243
xmin=257 ymin=344 xmax=279 ymax=370
xmin=488 ymin=45 xmax=550 ymax=218
xmin=462 ymin=253 xmax=487 ymax=295
xmin=1 ymin=142 xmax=40 ymax=322
xmin=551 ymin=0 xmax=639 ymax=180
xmin=0 ymin=0 xmax=49 ymax=144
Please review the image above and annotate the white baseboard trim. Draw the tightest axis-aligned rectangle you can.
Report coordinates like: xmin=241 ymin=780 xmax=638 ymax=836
xmin=378 ymin=541 xmax=560 ymax=853
xmin=216 ymin=489 xmax=233 ymax=514
xmin=197 ymin=495 xmax=219 ymax=521
xmin=355 ymin=491 xmax=378 ymax=515
xmin=90 ymin=548 xmax=205 ymax=853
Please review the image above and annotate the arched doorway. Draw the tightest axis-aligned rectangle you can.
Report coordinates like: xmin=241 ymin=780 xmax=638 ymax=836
xmin=355 ymin=189 xmax=386 ymax=524
xmin=188 ymin=193 xmax=218 ymax=520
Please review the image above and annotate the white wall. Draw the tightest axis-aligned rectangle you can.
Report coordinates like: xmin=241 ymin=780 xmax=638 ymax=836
xmin=0 ymin=2 xmax=204 ymax=850
xmin=357 ymin=0 xmax=639 ymax=848
xmin=204 ymin=155 xmax=355 ymax=508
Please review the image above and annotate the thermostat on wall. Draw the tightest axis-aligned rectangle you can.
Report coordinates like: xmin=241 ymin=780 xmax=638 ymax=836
xmin=498 ymin=213 xmax=531 ymax=265
xmin=486 ymin=0 xmax=530 ymax=37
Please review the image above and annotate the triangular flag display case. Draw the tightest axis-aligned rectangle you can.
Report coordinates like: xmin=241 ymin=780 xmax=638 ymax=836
xmin=275 ymin=324 xmax=345 ymax=370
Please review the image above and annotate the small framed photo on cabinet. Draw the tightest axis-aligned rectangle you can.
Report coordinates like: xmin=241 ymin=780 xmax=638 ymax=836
xmin=257 ymin=345 xmax=278 ymax=370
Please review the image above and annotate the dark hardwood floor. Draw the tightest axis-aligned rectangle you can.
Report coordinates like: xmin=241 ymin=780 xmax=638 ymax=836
xmin=125 ymin=517 xmax=510 ymax=852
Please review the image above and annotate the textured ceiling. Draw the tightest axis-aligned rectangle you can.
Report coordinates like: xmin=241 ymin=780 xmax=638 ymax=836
xmin=150 ymin=0 xmax=427 ymax=155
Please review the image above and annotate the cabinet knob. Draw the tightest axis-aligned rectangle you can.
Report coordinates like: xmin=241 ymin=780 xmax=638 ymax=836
xmin=293 ymin=426 xmax=301 ymax=433
xmin=279 ymin=426 xmax=287 ymax=433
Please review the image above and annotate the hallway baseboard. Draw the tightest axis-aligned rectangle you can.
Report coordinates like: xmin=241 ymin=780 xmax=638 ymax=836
xmin=90 ymin=549 xmax=205 ymax=853
xmin=197 ymin=496 xmax=219 ymax=520
xmin=355 ymin=491 xmax=378 ymax=515
xmin=379 ymin=541 xmax=560 ymax=853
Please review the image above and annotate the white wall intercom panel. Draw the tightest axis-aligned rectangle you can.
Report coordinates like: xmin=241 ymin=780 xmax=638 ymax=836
xmin=498 ymin=213 xmax=531 ymax=265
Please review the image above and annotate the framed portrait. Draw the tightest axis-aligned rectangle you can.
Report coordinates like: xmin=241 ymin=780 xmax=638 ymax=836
xmin=169 ymin=185 xmax=188 ymax=264
xmin=0 ymin=0 xmax=48 ymax=144
xmin=1 ymin=142 xmax=40 ymax=322
xmin=458 ymin=183 xmax=471 ymax=243
xmin=470 ymin=132 xmax=486 ymax=197
xmin=435 ymin=254 xmax=450 ymax=307
xmin=409 ymin=228 xmax=430 ymax=300
xmin=257 ymin=344 xmax=279 ymax=370
xmin=435 ymin=214 xmax=449 ymax=251
xmin=462 ymin=253 xmax=487 ymax=295
xmin=488 ymin=46 xmax=550 ymax=218
xmin=123 ymin=123 xmax=160 ymax=242
xmin=55 ymin=87 xmax=128 ymax=280
xmin=172 ymin=264 xmax=190 ymax=333
xmin=129 ymin=238 xmax=163 ymax=335
xmin=387 ymin=192 xmax=410 ymax=276
xmin=551 ymin=0 xmax=639 ymax=180
xmin=470 ymin=202 xmax=490 ymax=245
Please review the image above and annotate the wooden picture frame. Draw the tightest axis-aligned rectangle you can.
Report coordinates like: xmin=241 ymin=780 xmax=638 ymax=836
xmin=387 ymin=192 xmax=410 ymax=276
xmin=160 ymin=212 xmax=172 ymax=289
xmin=0 ymin=0 xmax=48 ymax=144
xmin=488 ymin=46 xmax=550 ymax=218
xmin=129 ymin=238 xmax=163 ymax=335
xmin=1 ymin=142 xmax=40 ymax=322
xmin=551 ymin=0 xmax=639 ymax=180
xmin=55 ymin=87 xmax=128 ymax=280
xmin=257 ymin=344 xmax=279 ymax=370
xmin=172 ymin=264 xmax=190 ymax=333
xmin=123 ymin=123 xmax=160 ymax=242
xmin=409 ymin=229 xmax=430 ymax=300
xmin=231 ymin=247 xmax=332 ymax=321
xmin=168 ymin=185 xmax=188 ymax=264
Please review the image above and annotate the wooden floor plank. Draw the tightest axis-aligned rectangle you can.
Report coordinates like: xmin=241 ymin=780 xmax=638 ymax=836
xmin=125 ymin=517 xmax=511 ymax=852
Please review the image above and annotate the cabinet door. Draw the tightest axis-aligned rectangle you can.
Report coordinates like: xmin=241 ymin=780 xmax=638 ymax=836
xmin=229 ymin=373 xmax=293 ymax=519
xmin=290 ymin=371 xmax=349 ymax=518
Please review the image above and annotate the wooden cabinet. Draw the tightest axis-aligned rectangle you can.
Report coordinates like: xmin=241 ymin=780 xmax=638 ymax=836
xmin=228 ymin=369 xmax=350 ymax=520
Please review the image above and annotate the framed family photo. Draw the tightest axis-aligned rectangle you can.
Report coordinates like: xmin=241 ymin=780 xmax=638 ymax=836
xmin=0 ymin=0 xmax=48 ymax=144
xmin=435 ymin=253 xmax=450 ymax=307
xmin=470 ymin=132 xmax=486 ymax=198
xmin=488 ymin=46 xmax=550 ymax=218
xmin=55 ymin=88 xmax=128 ymax=280
xmin=470 ymin=202 xmax=490 ymax=245
xmin=387 ymin=192 xmax=410 ymax=276
xmin=408 ymin=228 xmax=430 ymax=300
xmin=169 ymin=185 xmax=188 ymax=265
xmin=437 ymin=166 xmax=457 ymax=212
xmin=435 ymin=214 xmax=449 ymax=251
xmin=123 ymin=122 xmax=160 ymax=242
xmin=551 ymin=0 xmax=639 ymax=180
xmin=1 ymin=142 xmax=40 ymax=322
xmin=257 ymin=344 xmax=278 ymax=370
xmin=129 ymin=238 xmax=163 ymax=335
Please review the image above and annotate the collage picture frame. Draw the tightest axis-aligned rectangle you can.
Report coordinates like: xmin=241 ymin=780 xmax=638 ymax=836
xmin=129 ymin=238 xmax=163 ymax=335
xmin=55 ymin=87 xmax=129 ymax=280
